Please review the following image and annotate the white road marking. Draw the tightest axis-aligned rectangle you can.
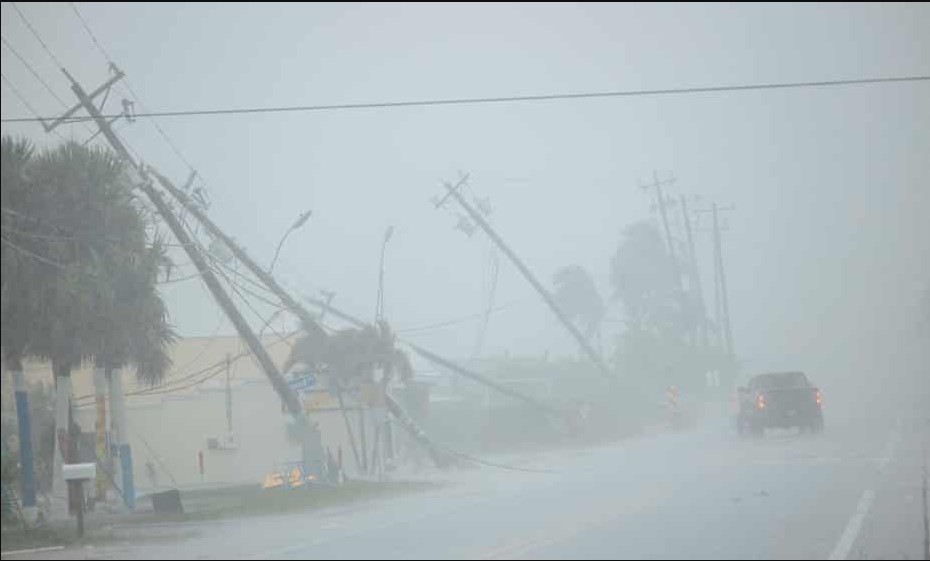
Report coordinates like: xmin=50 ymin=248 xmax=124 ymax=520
xmin=827 ymin=421 xmax=902 ymax=560
xmin=828 ymin=489 xmax=876 ymax=560
xmin=0 ymin=546 xmax=66 ymax=558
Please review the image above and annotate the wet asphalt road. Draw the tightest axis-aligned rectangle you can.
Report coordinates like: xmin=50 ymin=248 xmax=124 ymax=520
xmin=6 ymin=387 xmax=927 ymax=560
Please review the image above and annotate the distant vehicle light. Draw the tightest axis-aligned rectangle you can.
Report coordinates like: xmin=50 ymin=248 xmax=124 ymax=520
xmin=756 ymin=394 xmax=766 ymax=410
xmin=815 ymin=389 xmax=823 ymax=406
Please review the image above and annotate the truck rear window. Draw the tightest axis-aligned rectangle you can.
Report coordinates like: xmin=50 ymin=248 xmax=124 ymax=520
xmin=753 ymin=372 xmax=810 ymax=389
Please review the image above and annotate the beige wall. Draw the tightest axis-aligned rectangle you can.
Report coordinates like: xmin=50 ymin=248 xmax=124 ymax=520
xmin=74 ymin=380 xmax=368 ymax=490
xmin=6 ymin=334 xmax=385 ymax=491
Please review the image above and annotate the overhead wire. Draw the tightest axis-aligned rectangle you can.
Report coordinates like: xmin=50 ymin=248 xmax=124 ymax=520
xmin=9 ymin=2 xmax=65 ymax=69
xmin=0 ymin=73 xmax=66 ymax=143
xmin=68 ymin=1 xmax=205 ymax=190
xmin=1 ymin=34 xmax=70 ymax=110
xmin=4 ymin=75 xmax=928 ymax=125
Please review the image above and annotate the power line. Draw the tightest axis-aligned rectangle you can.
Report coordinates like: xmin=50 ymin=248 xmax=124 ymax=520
xmin=68 ymin=1 xmax=198 ymax=174
xmin=9 ymin=2 xmax=65 ymax=70
xmin=74 ymin=360 xmax=229 ymax=404
xmin=219 ymin=264 xmax=294 ymax=348
xmin=172 ymin=213 xmax=292 ymax=337
xmin=1 ymin=34 xmax=94 ymax=140
xmin=1 ymin=35 xmax=69 ymax=109
xmin=0 ymin=234 xmax=78 ymax=273
xmin=3 ymin=74 xmax=928 ymax=125
xmin=398 ymin=300 xmax=520 ymax=334
xmin=0 ymin=71 xmax=66 ymax=141
xmin=2 ymin=207 xmax=181 ymax=263
xmin=209 ymin=254 xmax=285 ymax=309
xmin=134 ymin=361 xmax=229 ymax=396
xmin=156 ymin=271 xmax=204 ymax=285
xmin=68 ymin=2 xmax=112 ymax=64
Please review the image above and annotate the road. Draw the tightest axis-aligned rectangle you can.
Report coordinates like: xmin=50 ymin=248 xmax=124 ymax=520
xmin=6 ymin=392 xmax=928 ymax=560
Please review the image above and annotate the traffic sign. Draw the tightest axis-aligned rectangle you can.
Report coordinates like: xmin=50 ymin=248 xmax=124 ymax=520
xmin=289 ymin=374 xmax=317 ymax=392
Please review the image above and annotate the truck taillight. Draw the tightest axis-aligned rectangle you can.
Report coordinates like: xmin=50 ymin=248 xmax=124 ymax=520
xmin=756 ymin=393 xmax=766 ymax=410
xmin=815 ymin=389 xmax=823 ymax=406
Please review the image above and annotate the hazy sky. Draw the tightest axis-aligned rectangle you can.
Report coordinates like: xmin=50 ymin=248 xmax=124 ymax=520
xmin=2 ymin=3 xmax=928 ymax=384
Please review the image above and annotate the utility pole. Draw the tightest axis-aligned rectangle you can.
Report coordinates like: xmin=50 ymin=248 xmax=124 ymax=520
xmin=679 ymin=194 xmax=709 ymax=346
xmin=151 ymin=156 xmax=569 ymax=435
xmin=225 ymin=354 xmax=233 ymax=437
xmin=641 ymin=172 xmax=684 ymax=295
xmin=712 ymin=204 xmax=734 ymax=359
xmin=696 ymin=203 xmax=735 ymax=358
xmin=437 ymin=176 xmax=614 ymax=382
xmin=145 ymin=166 xmax=450 ymax=469
xmin=52 ymin=68 xmax=315 ymax=474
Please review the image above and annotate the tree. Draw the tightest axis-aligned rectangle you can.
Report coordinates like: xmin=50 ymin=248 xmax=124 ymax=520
xmin=1 ymin=137 xmax=39 ymax=373
xmin=609 ymin=221 xmax=687 ymax=335
xmin=1 ymin=136 xmax=41 ymax=509
xmin=2 ymin=139 xmax=173 ymax=499
xmin=284 ymin=319 xmax=412 ymax=392
xmin=283 ymin=319 xmax=414 ymax=471
xmin=552 ymin=265 xmax=605 ymax=341
xmin=88 ymin=234 xmax=175 ymax=385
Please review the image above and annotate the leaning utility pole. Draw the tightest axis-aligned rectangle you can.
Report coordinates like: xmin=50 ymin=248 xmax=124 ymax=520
xmin=143 ymin=173 xmax=455 ymax=467
xmin=301 ymin=295 xmax=566 ymax=420
xmin=51 ymin=68 xmax=315 ymax=470
xmin=438 ymin=176 xmax=614 ymax=382
xmin=679 ymin=194 xmax=709 ymax=346
xmin=153 ymin=164 xmax=568 ymax=425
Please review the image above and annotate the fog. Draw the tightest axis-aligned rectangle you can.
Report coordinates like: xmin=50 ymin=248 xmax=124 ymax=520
xmin=1 ymin=3 xmax=928 ymax=559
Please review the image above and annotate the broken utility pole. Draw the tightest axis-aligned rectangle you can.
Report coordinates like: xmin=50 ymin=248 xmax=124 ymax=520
xmin=437 ymin=176 xmax=614 ymax=382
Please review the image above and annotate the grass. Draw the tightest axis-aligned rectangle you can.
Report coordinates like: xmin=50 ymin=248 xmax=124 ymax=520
xmin=123 ymin=479 xmax=443 ymax=525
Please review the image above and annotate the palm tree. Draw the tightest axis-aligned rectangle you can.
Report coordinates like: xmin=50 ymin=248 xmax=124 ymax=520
xmin=283 ymin=319 xmax=423 ymax=472
xmin=86 ymin=231 xmax=175 ymax=505
xmin=609 ymin=221 xmax=683 ymax=333
xmin=1 ymin=136 xmax=40 ymax=509
xmin=20 ymin=141 xmax=172 ymax=499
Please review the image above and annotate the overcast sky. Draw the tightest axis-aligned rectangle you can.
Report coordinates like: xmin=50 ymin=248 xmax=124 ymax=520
xmin=2 ymin=2 xmax=928 ymax=385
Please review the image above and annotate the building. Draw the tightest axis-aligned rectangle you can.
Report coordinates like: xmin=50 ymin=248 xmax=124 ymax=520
xmin=3 ymin=333 xmax=419 ymax=495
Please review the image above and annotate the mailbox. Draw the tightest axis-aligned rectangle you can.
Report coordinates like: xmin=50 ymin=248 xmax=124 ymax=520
xmin=62 ymin=462 xmax=96 ymax=482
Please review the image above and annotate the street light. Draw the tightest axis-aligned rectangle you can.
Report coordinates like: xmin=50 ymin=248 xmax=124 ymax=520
xmin=269 ymin=210 xmax=311 ymax=274
xmin=375 ymin=226 xmax=394 ymax=322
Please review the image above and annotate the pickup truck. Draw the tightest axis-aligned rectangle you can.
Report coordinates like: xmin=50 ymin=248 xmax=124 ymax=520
xmin=736 ymin=371 xmax=824 ymax=437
